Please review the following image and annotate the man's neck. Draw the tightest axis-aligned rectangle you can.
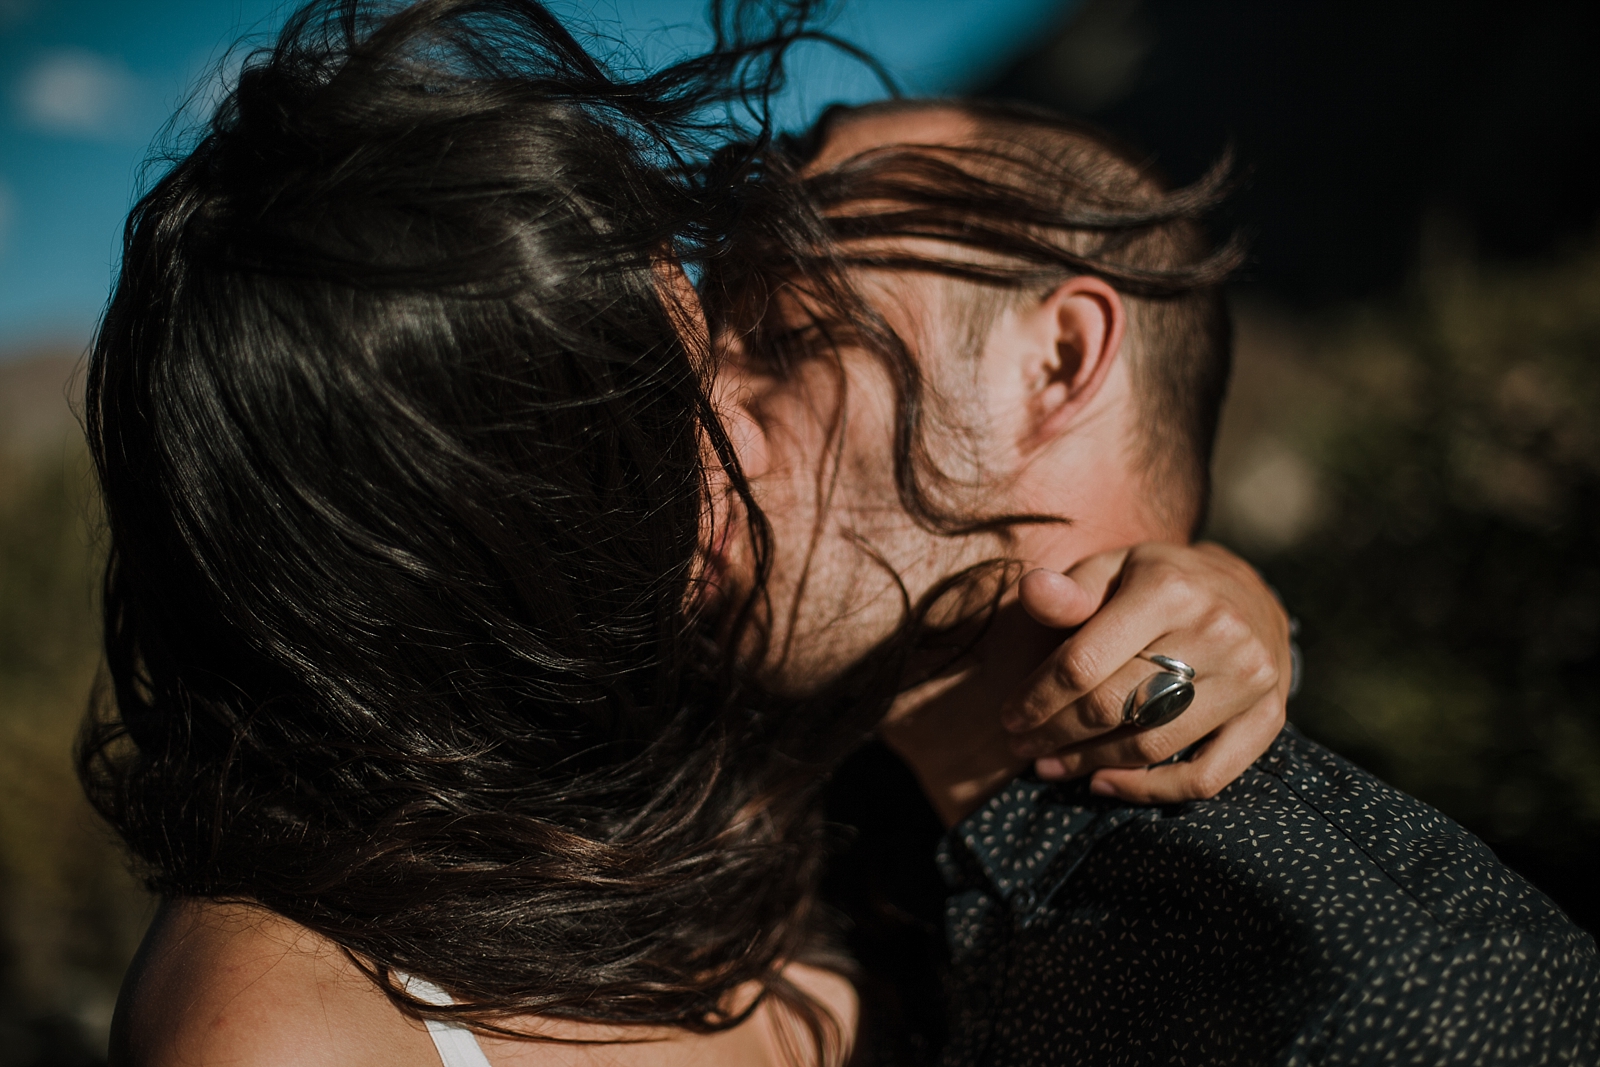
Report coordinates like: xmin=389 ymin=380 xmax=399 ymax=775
xmin=878 ymin=462 xmax=1186 ymax=827
xmin=1010 ymin=454 xmax=1183 ymax=573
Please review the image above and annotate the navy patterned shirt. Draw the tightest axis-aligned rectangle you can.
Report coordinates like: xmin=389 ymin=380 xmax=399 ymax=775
xmin=936 ymin=727 xmax=1600 ymax=1065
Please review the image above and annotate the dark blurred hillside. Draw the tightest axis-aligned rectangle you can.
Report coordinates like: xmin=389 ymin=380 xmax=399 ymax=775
xmin=1210 ymin=253 xmax=1600 ymax=933
xmin=986 ymin=0 xmax=1600 ymax=932
xmin=0 ymin=353 xmax=150 ymax=1067
xmin=987 ymin=0 xmax=1600 ymax=304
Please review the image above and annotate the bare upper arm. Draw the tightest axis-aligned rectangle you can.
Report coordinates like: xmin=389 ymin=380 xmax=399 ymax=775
xmin=111 ymin=899 xmax=440 ymax=1067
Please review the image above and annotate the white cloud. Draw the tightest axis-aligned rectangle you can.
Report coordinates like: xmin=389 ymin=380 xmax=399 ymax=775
xmin=15 ymin=49 xmax=144 ymax=140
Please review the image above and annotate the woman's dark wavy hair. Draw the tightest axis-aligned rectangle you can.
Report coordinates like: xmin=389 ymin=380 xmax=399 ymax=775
xmin=77 ymin=0 xmax=1240 ymax=1055
xmin=78 ymin=0 xmax=859 ymax=1050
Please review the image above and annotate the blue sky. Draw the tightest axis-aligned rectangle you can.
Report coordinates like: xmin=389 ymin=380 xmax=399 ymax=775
xmin=0 ymin=0 xmax=1073 ymax=355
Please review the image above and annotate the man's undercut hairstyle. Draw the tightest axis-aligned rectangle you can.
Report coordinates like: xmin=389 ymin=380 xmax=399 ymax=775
xmin=722 ymin=98 xmax=1241 ymax=536
xmin=77 ymin=0 xmax=857 ymax=1056
xmin=956 ymin=101 xmax=1238 ymax=532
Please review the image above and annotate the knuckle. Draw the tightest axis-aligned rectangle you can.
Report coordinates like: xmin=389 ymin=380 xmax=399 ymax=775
xmin=1030 ymin=715 xmax=1071 ymax=746
xmin=1048 ymin=751 xmax=1083 ymax=778
xmin=1239 ymin=646 xmax=1278 ymax=692
xmin=1129 ymin=731 xmax=1170 ymax=764
xmin=1082 ymin=690 xmax=1124 ymax=730
xmin=1189 ymin=765 xmax=1228 ymax=800
xmin=1146 ymin=557 xmax=1187 ymax=591
xmin=1169 ymin=572 xmax=1201 ymax=603
xmin=1010 ymin=701 xmax=1046 ymax=730
xmin=1203 ymin=607 xmax=1251 ymax=646
xmin=1054 ymin=649 xmax=1100 ymax=694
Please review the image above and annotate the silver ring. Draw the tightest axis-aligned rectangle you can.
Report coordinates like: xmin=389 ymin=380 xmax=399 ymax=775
xmin=1137 ymin=651 xmax=1195 ymax=681
xmin=1122 ymin=670 xmax=1196 ymax=728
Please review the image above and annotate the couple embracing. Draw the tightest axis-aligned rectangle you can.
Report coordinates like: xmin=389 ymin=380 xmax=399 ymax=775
xmin=89 ymin=2 xmax=1598 ymax=1065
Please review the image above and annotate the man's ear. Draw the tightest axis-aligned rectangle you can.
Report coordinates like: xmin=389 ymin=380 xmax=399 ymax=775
xmin=1019 ymin=275 xmax=1126 ymax=452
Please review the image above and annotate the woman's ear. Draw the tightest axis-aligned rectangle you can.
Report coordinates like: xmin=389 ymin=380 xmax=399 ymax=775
xmin=1019 ymin=275 xmax=1126 ymax=452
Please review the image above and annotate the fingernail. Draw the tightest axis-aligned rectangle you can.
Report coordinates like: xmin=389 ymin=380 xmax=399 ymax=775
xmin=1023 ymin=568 xmax=1069 ymax=590
xmin=1001 ymin=711 xmax=1029 ymax=733
xmin=1089 ymin=778 xmax=1117 ymax=798
xmin=1035 ymin=757 xmax=1065 ymax=779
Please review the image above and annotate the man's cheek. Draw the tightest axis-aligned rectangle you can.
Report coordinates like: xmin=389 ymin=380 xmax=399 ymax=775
xmin=725 ymin=404 xmax=770 ymax=482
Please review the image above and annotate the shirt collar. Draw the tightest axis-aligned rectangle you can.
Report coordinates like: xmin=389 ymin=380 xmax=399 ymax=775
xmin=937 ymin=775 xmax=1147 ymax=919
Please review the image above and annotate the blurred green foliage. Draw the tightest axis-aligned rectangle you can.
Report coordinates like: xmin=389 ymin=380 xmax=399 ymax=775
xmin=0 ymin=438 xmax=150 ymax=1067
xmin=1213 ymin=235 xmax=1600 ymax=928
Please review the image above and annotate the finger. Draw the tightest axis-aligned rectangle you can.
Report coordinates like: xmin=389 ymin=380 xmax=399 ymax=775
xmin=1023 ymin=634 xmax=1276 ymax=772
xmin=1017 ymin=549 xmax=1127 ymax=629
xmin=998 ymin=550 xmax=1134 ymax=733
xmin=1007 ymin=654 xmax=1178 ymax=759
xmin=1016 ymin=569 xmax=1098 ymax=629
xmin=1190 ymin=542 xmax=1295 ymax=696
xmin=1001 ymin=558 xmax=1206 ymax=734
xmin=1085 ymin=693 xmax=1287 ymax=805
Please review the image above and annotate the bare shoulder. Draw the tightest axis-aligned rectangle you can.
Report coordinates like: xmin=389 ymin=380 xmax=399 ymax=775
xmin=111 ymin=898 xmax=439 ymax=1067
xmin=112 ymin=899 xmax=862 ymax=1067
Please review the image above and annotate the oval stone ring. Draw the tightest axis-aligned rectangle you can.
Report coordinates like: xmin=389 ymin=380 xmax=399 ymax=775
xmin=1122 ymin=653 xmax=1197 ymax=729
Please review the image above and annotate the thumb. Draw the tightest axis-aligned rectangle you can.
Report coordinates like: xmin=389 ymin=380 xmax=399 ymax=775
xmin=1017 ymin=568 xmax=1097 ymax=629
xmin=1018 ymin=549 xmax=1130 ymax=629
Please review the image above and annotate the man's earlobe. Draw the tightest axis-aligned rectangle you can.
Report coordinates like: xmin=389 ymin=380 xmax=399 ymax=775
xmin=1023 ymin=276 xmax=1126 ymax=450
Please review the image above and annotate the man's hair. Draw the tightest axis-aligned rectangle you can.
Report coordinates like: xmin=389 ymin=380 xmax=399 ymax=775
xmin=696 ymin=101 xmax=1242 ymax=1061
xmin=776 ymin=98 xmax=1242 ymax=535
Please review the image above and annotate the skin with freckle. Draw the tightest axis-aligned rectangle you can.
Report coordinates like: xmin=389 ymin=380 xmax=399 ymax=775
xmin=118 ymin=900 xmax=857 ymax=1067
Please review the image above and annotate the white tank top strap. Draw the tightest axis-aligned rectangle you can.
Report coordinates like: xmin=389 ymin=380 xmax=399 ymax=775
xmin=399 ymin=973 xmax=495 ymax=1067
